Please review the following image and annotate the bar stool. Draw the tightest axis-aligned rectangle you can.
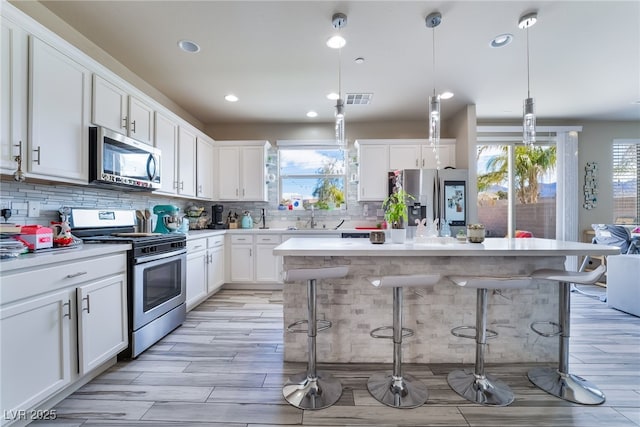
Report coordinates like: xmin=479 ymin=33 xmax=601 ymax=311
xmin=528 ymin=265 xmax=607 ymax=405
xmin=447 ymin=275 xmax=533 ymax=406
xmin=367 ymin=274 xmax=441 ymax=408
xmin=282 ymin=266 xmax=348 ymax=410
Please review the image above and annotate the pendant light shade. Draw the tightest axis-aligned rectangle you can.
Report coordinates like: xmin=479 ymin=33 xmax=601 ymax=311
xmin=329 ymin=13 xmax=347 ymax=147
xmin=519 ymin=11 xmax=538 ymax=145
xmin=426 ymin=12 xmax=442 ymax=168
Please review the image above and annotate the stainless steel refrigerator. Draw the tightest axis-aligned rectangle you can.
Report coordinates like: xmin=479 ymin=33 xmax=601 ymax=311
xmin=390 ymin=168 xmax=469 ymax=236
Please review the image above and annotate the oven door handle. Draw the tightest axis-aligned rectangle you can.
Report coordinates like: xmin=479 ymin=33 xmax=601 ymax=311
xmin=136 ymin=248 xmax=187 ymax=264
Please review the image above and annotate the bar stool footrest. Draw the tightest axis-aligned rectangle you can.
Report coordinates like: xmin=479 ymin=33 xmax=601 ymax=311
xmin=530 ymin=321 xmax=562 ymax=337
xmin=527 ymin=366 xmax=606 ymax=405
xmin=370 ymin=325 xmax=414 ymax=339
xmin=451 ymin=325 xmax=498 ymax=340
xmin=286 ymin=319 xmax=332 ymax=334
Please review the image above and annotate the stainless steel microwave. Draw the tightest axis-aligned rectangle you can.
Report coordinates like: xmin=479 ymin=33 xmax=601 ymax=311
xmin=89 ymin=127 xmax=161 ymax=191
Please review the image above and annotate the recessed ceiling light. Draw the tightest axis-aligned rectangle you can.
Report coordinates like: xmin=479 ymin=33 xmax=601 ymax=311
xmin=306 ymin=111 xmax=318 ymax=118
xmin=327 ymin=92 xmax=340 ymax=101
xmin=326 ymin=35 xmax=346 ymax=49
xmin=440 ymin=91 xmax=454 ymax=100
xmin=178 ymin=39 xmax=200 ymax=53
xmin=354 ymin=57 xmax=365 ymax=64
xmin=224 ymin=94 xmax=239 ymax=102
xmin=490 ymin=33 xmax=513 ymax=48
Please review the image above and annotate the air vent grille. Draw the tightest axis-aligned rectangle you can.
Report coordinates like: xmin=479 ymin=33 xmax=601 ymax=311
xmin=346 ymin=93 xmax=372 ymax=105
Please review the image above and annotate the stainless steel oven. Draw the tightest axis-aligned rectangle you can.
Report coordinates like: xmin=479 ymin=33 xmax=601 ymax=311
xmin=70 ymin=208 xmax=187 ymax=358
xmin=130 ymin=244 xmax=186 ymax=357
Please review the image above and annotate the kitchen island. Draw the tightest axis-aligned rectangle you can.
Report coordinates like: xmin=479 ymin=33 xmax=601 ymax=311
xmin=273 ymin=237 xmax=619 ymax=364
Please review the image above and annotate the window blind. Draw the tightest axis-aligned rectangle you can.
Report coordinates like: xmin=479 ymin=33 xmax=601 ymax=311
xmin=612 ymin=140 xmax=640 ymax=223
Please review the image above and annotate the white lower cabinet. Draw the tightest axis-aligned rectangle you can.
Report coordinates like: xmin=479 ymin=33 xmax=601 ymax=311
xmin=229 ymin=234 xmax=282 ymax=284
xmin=1 ymin=289 xmax=73 ymax=422
xmin=186 ymin=238 xmax=208 ymax=311
xmin=0 ymin=252 xmax=128 ymax=427
xmin=255 ymin=235 xmax=282 ymax=282
xmin=229 ymin=235 xmax=254 ymax=282
xmin=76 ymin=275 xmax=128 ymax=375
xmin=207 ymin=235 xmax=225 ymax=293
xmin=186 ymin=234 xmax=226 ymax=311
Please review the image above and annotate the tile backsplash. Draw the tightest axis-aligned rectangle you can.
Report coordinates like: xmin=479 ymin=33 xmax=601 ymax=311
xmin=0 ymin=177 xmax=384 ymax=230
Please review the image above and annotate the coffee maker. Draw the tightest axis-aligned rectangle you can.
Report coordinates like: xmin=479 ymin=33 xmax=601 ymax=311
xmin=209 ymin=204 xmax=226 ymax=229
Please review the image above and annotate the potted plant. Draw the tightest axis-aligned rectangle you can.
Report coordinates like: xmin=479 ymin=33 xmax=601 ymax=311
xmin=383 ymin=187 xmax=415 ymax=243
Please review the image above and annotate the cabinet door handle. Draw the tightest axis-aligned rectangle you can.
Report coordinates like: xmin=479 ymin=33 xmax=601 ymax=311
xmin=63 ymin=300 xmax=72 ymax=319
xmin=415 ymin=159 xmax=419 ymax=167
xmin=242 ymin=188 xmax=245 ymax=196
xmin=422 ymin=158 xmax=425 ymax=167
xmin=235 ymin=188 xmax=239 ymax=196
xmin=173 ymin=181 xmax=178 ymax=189
xmin=66 ymin=271 xmax=88 ymax=279
xmin=122 ymin=117 xmax=128 ymax=129
xmin=198 ymin=185 xmax=202 ymax=194
xmin=131 ymin=120 xmax=136 ymax=133
xmin=33 ymin=146 xmax=41 ymax=165
xmin=82 ymin=295 xmax=91 ymax=314
xmin=207 ymin=254 xmax=213 ymax=264
xmin=193 ymin=244 xmax=204 ymax=250
xmin=249 ymin=249 xmax=252 ymax=257
xmin=180 ymin=181 xmax=184 ymax=190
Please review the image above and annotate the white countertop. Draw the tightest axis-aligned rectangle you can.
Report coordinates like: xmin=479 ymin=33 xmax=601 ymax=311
xmin=273 ymin=237 xmax=621 ymax=257
xmin=186 ymin=227 xmax=361 ymax=239
xmin=0 ymin=243 xmax=132 ymax=273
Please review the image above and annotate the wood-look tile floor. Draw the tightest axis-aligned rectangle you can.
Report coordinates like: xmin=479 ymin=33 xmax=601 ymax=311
xmin=33 ymin=286 xmax=639 ymax=427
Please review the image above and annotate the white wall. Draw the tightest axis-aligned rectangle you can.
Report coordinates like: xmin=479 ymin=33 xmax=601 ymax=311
xmin=578 ymin=121 xmax=640 ymax=234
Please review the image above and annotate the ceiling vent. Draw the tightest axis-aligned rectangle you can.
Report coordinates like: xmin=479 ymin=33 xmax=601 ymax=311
xmin=346 ymin=93 xmax=372 ymax=105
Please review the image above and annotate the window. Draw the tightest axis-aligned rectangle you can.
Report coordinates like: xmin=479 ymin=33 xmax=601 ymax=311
xmin=613 ymin=140 xmax=639 ymax=223
xmin=476 ymin=143 xmax=557 ymax=238
xmin=278 ymin=147 xmax=346 ymax=210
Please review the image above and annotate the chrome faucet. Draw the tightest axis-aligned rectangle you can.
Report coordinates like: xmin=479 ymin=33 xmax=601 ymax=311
xmin=310 ymin=205 xmax=317 ymax=229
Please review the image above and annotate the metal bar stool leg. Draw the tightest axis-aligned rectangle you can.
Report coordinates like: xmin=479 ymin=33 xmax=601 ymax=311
xmin=367 ymin=287 xmax=428 ymax=408
xmin=528 ymin=281 xmax=606 ymax=405
xmin=282 ymin=278 xmax=342 ymax=409
xmin=447 ymin=288 xmax=515 ymax=406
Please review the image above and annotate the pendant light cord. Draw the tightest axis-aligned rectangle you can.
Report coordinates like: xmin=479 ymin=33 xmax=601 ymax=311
xmin=432 ymin=27 xmax=436 ymax=97
xmin=338 ymin=46 xmax=342 ymax=98
xmin=526 ymin=27 xmax=531 ymax=98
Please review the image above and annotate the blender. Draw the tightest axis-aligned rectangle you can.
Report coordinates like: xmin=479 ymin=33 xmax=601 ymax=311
xmin=153 ymin=205 xmax=182 ymax=233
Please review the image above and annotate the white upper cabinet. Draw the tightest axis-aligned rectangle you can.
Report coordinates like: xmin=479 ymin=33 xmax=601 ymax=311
xmin=216 ymin=141 xmax=270 ymax=202
xmin=92 ymin=74 xmax=154 ymax=145
xmin=389 ymin=144 xmax=422 ymax=170
xmin=29 ymin=36 xmax=90 ymax=183
xmin=154 ymin=111 xmax=179 ymax=195
xmin=1 ymin=17 xmax=28 ymax=175
xmin=196 ymin=135 xmax=215 ymax=200
xmin=177 ymin=125 xmax=197 ymax=198
xmin=356 ymin=142 xmax=389 ymax=201
xmin=388 ymin=139 xmax=456 ymax=170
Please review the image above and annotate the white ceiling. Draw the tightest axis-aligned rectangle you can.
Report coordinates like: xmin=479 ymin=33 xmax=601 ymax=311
xmin=39 ymin=0 xmax=640 ymax=125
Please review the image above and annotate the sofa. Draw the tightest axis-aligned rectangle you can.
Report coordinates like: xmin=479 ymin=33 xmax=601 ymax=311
xmin=607 ymin=254 xmax=640 ymax=317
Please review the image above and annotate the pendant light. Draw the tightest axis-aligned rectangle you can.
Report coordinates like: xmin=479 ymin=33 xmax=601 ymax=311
xmin=426 ymin=12 xmax=442 ymax=168
xmin=328 ymin=13 xmax=347 ymax=147
xmin=519 ymin=11 xmax=538 ymax=145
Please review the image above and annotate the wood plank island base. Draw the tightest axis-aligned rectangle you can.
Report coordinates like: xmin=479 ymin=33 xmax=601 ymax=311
xmin=273 ymin=237 xmax=620 ymax=365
